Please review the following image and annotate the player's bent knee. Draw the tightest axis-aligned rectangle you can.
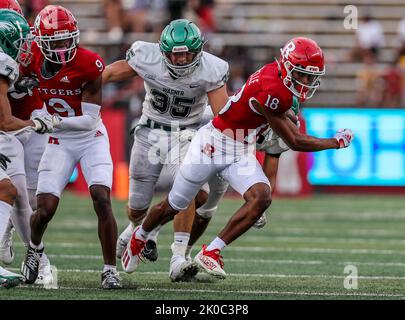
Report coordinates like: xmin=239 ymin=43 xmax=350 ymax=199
xmin=36 ymin=206 xmax=55 ymax=224
xmin=93 ymin=197 xmax=112 ymax=216
xmin=247 ymin=184 xmax=272 ymax=213
xmin=195 ymin=190 xmax=208 ymax=209
xmin=168 ymin=191 xmax=191 ymax=212
xmin=0 ymin=180 xmax=17 ymax=205
xmin=127 ymin=207 xmax=147 ymax=223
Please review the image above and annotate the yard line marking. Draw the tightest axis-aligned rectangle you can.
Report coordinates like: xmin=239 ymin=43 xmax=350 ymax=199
xmin=42 ymin=254 xmax=405 ymax=267
xmin=9 ymin=268 xmax=405 ymax=280
xmin=15 ymin=284 xmax=405 ymax=298
xmin=44 ymin=254 xmax=324 ymax=265
xmin=13 ymin=243 xmax=405 ymax=255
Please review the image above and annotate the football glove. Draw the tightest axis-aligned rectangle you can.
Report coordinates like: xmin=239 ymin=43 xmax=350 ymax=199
xmin=334 ymin=129 xmax=353 ymax=149
xmin=0 ymin=153 xmax=11 ymax=171
xmin=32 ymin=115 xmax=53 ymax=134
xmin=14 ymin=75 xmax=40 ymax=96
xmin=51 ymin=114 xmax=62 ymax=128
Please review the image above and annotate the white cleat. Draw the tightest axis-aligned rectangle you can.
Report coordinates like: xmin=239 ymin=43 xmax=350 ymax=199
xmin=194 ymin=245 xmax=226 ymax=280
xmin=0 ymin=266 xmax=23 ymax=289
xmin=116 ymin=223 xmax=134 ymax=259
xmin=169 ymin=255 xmax=199 ymax=282
xmin=35 ymin=253 xmax=54 ymax=286
xmin=121 ymin=228 xmax=145 ymax=273
xmin=0 ymin=226 xmax=15 ymax=265
xmin=253 ymin=212 xmax=267 ymax=229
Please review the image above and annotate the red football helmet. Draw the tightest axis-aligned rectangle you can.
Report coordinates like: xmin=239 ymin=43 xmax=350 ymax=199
xmin=278 ymin=37 xmax=325 ymax=101
xmin=33 ymin=5 xmax=80 ymax=64
xmin=0 ymin=0 xmax=23 ymax=14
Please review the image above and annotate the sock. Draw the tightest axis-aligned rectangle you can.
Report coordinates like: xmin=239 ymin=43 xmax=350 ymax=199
xmin=1 ymin=218 xmax=14 ymax=242
xmin=147 ymin=225 xmax=162 ymax=243
xmin=135 ymin=226 xmax=149 ymax=241
xmin=0 ymin=200 xmax=13 ymax=239
xmin=10 ymin=175 xmax=33 ymax=245
xmin=171 ymin=232 xmax=190 ymax=257
xmin=10 ymin=208 xmax=32 ymax=245
xmin=206 ymin=237 xmax=226 ymax=251
xmin=103 ymin=264 xmax=117 ymax=273
xmin=30 ymin=240 xmax=44 ymax=250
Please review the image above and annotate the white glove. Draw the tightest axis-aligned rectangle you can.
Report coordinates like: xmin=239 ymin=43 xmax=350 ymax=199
xmin=334 ymin=129 xmax=353 ymax=149
xmin=51 ymin=114 xmax=62 ymax=128
xmin=32 ymin=115 xmax=53 ymax=134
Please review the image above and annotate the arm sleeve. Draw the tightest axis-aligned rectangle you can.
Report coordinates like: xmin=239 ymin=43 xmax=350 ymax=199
xmin=126 ymin=41 xmax=145 ymax=73
xmin=55 ymin=103 xmax=101 ymax=131
xmin=206 ymin=59 xmax=229 ymax=92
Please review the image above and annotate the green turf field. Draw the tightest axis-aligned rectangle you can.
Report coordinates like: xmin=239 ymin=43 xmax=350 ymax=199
xmin=1 ymin=192 xmax=404 ymax=300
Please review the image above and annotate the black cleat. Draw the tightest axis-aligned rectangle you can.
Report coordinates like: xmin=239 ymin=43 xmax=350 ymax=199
xmin=101 ymin=269 xmax=122 ymax=289
xmin=141 ymin=240 xmax=158 ymax=262
xmin=21 ymin=245 xmax=44 ymax=284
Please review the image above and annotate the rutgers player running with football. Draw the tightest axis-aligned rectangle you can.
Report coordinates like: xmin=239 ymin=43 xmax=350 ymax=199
xmin=183 ymin=105 xmax=300 ymax=263
xmin=121 ymin=37 xmax=354 ymax=278
xmin=0 ymin=7 xmax=52 ymax=288
xmin=20 ymin=5 xmax=121 ymax=289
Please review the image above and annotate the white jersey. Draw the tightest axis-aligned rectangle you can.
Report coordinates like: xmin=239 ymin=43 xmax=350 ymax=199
xmin=126 ymin=41 xmax=229 ymax=127
xmin=0 ymin=52 xmax=19 ymax=87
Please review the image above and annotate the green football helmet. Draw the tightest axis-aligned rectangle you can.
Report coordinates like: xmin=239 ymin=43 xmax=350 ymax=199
xmin=159 ymin=19 xmax=204 ymax=78
xmin=0 ymin=9 xmax=32 ymax=66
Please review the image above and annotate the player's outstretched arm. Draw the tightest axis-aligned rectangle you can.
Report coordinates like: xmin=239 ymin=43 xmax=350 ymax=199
xmin=102 ymin=60 xmax=138 ymax=84
xmin=252 ymin=100 xmax=352 ymax=152
xmin=51 ymin=76 xmax=103 ymax=131
xmin=0 ymin=76 xmax=37 ymax=132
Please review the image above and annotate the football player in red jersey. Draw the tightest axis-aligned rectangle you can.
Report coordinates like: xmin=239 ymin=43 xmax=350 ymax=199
xmin=120 ymin=37 xmax=354 ymax=278
xmin=20 ymin=5 xmax=121 ymax=289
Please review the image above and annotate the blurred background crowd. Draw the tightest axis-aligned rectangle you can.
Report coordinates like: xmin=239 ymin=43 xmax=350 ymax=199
xmin=17 ymin=0 xmax=405 ymax=195
xmin=20 ymin=0 xmax=405 ymax=114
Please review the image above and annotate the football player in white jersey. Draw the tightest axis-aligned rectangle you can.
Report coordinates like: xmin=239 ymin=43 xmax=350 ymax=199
xmin=0 ymin=0 xmax=54 ymax=287
xmin=0 ymin=8 xmax=52 ymax=288
xmin=103 ymin=19 xmax=229 ymax=281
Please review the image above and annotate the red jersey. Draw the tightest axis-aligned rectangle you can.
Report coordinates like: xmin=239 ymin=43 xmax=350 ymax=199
xmin=8 ymin=65 xmax=43 ymax=121
xmin=212 ymin=62 xmax=292 ymax=143
xmin=28 ymin=43 xmax=105 ymax=118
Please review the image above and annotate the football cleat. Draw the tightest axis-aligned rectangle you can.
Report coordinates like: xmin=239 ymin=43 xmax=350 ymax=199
xmin=121 ymin=228 xmax=146 ymax=273
xmin=169 ymin=255 xmax=199 ymax=282
xmin=194 ymin=244 xmax=226 ymax=279
xmin=0 ymin=225 xmax=15 ymax=265
xmin=21 ymin=245 xmax=44 ymax=284
xmin=253 ymin=212 xmax=267 ymax=229
xmin=35 ymin=253 xmax=54 ymax=286
xmin=141 ymin=240 xmax=158 ymax=262
xmin=0 ymin=266 xmax=23 ymax=289
xmin=116 ymin=223 xmax=134 ymax=259
xmin=101 ymin=269 xmax=122 ymax=289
